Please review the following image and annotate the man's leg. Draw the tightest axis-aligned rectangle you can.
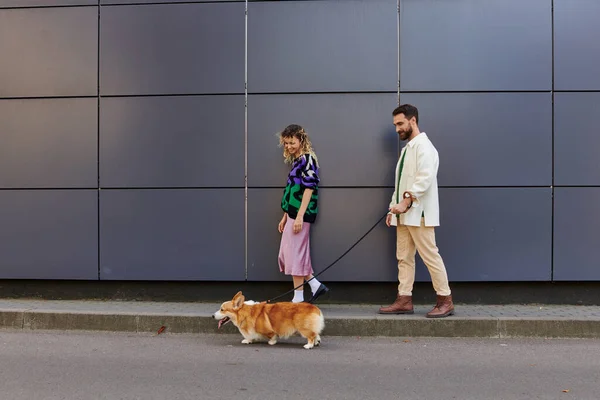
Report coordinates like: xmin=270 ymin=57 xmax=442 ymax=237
xmin=397 ymin=224 xmax=417 ymax=296
xmin=378 ymin=224 xmax=416 ymax=314
xmin=408 ymin=219 xmax=454 ymax=318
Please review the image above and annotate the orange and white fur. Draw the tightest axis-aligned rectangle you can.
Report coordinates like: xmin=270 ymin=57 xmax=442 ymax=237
xmin=213 ymin=291 xmax=325 ymax=349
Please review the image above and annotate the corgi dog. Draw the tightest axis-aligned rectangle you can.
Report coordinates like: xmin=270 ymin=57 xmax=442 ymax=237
xmin=213 ymin=291 xmax=325 ymax=349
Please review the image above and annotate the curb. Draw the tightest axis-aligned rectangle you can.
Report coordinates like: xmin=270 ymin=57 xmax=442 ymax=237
xmin=2 ymin=310 xmax=600 ymax=339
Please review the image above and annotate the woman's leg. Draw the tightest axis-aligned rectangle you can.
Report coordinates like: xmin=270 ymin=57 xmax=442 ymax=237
xmin=292 ymin=275 xmax=305 ymax=303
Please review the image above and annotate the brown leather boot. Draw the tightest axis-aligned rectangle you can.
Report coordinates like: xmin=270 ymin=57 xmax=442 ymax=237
xmin=378 ymin=295 xmax=414 ymax=314
xmin=426 ymin=295 xmax=455 ymax=318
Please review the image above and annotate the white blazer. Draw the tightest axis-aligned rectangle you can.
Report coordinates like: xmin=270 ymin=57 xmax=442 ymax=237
xmin=389 ymin=132 xmax=441 ymax=227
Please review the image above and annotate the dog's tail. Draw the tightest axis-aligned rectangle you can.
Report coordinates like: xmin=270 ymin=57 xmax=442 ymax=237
xmin=315 ymin=309 xmax=325 ymax=334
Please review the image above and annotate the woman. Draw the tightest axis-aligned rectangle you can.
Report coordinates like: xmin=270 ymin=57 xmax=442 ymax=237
xmin=277 ymin=124 xmax=329 ymax=303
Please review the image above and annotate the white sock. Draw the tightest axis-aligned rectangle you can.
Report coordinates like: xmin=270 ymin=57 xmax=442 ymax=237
xmin=308 ymin=278 xmax=322 ymax=294
xmin=292 ymin=290 xmax=304 ymax=303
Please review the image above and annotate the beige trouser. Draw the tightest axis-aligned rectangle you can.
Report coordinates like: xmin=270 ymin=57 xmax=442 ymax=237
xmin=396 ymin=218 xmax=451 ymax=296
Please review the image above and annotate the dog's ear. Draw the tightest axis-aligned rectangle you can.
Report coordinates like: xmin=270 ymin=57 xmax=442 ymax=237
xmin=232 ymin=291 xmax=245 ymax=310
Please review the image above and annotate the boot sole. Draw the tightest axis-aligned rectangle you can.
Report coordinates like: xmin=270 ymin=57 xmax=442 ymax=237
xmin=377 ymin=310 xmax=414 ymax=315
xmin=425 ymin=310 xmax=455 ymax=318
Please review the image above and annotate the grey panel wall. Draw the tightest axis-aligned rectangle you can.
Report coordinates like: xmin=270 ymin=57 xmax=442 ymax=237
xmin=397 ymin=0 xmax=556 ymax=283
xmin=100 ymin=189 xmax=245 ymax=280
xmin=248 ymin=93 xmax=398 ymax=187
xmin=398 ymin=93 xmax=552 ymax=187
xmin=248 ymin=0 xmax=397 ymax=93
xmin=101 ymin=1 xmax=236 ymax=4
xmin=0 ymin=7 xmax=97 ymax=98
xmin=0 ymin=4 xmax=99 ymax=279
xmin=100 ymin=96 xmax=245 ymax=187
xmin=248 ymin=188 xmax=396 ymax=282
xmin=0 ymin=0 xmax=95 ymax=6
xmin=0 ymin=98 xmax=97 ymax=188
xmin=0 ymin=190 xmax=98 ymax=279
xmin=416 ymin=188 xmax=552 ymax=282
xmin=100 ymin=3 xmax=245 ymax=96
xmin=400 ymin=0 xmax=551 ymax=92
xmin=554 ymin=188 xmax=600 ymax=281
xmin=554 ymin=93 xmax=600 ymax=186
xmin=97 ymin=1 xmax=247 ymax=281
xmin=554 ymin=0 xmax=600 ymax=90
xmin=1 ymin=0 xmax=598 ymax=283
xmin=552 ymin=2 xmax=600 ymax=282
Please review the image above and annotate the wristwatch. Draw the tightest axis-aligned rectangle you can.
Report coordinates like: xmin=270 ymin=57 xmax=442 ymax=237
xmin=403 ymin=191 xmax=414 ymax=208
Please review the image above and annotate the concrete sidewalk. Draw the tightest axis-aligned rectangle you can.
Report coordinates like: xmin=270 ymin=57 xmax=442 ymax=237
xmin=1 ymin=299 xmax=600 ymax=339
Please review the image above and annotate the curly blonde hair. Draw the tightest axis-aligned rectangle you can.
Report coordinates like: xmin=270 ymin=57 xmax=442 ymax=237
xmin=277 ymin=124 xmax=318 ymax=164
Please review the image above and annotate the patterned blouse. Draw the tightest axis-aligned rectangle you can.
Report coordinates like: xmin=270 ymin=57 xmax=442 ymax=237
xmin=281 ymin=153 xmax=320 ymax=223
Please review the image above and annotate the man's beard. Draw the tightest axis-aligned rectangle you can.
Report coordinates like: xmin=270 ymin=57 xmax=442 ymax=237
xmin=399 ymin=126 xmax=413 ymax=141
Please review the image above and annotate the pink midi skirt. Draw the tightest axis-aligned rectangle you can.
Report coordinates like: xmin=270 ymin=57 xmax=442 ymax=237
xmin=278 ymin=216 xmax=314 ymax=276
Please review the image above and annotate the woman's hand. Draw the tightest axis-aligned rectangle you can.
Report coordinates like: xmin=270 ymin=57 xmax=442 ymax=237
xmin=293 ymin=217 xmax=304 ymax=234
xmin=278 ymin=214 xmax=287 ymax=233
xmin=294 ymin=217 xmax=304 ymax=233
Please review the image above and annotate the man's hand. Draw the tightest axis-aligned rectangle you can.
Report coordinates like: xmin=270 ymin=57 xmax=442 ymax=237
xmin=385 ymin=213 xmax=393 ymax=227
xmin=389 ymin=198 xmax=412 ymax=215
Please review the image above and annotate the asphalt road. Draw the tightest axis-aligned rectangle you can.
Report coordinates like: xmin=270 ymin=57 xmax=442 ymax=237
xmin=0 ymin=330 xmax=598 ymax=400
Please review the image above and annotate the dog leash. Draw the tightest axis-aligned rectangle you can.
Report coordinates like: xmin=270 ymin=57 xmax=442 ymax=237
xmin=264 ymin=211 xmax=390 ymax=303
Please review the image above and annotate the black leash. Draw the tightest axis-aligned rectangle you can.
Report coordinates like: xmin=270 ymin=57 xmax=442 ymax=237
xmin=265 ymin=211 xmax=390 ymax=303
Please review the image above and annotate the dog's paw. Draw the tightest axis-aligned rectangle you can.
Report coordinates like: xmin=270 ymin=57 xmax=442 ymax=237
xmin=303 ymin=343 xmax=314 ymax=350
xmin=268 ymin=338 xmax=278 ymax=345
xmin=241 ymin=339 xmax=252 ymax=344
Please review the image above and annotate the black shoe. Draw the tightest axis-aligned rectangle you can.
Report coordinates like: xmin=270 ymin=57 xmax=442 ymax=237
xmin=307 ymin=284 xmax=330 ymax=303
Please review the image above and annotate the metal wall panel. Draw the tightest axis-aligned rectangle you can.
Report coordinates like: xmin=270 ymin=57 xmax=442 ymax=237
xmin=0 ymin=0 xmax=96 ymax=6
xmin=399 ymin=93 xmax=552 ymax=187
xmin=100 ymin=3 xmax=245 ymax=96
xmin=247 ymin=188 xmax=396 ymax=282
xmin=0 ymin=0 xmax=583 ymax=284
xmin=554 ymin=93 xmax=600 ymax=186
xmin=413 ymin=188 xmax=552 ymax=282
xmin=554 ymin=188 xmax=600 ymax=281
xmin=246 ymin=188 xmax=286 ymax=282
xmin=0 ymin=7 xmax=98 ymax=98
xmin=100 ymin=189 xmax=245 ymax=280
xmin=248 ymin=187 xmax=552 ymax=283
xmin=554 ymin=0 xmax=600 ymax=90
xmin=399 ymin=0 xmax=552 ymax=91
xmin=248 ymin=0 xmax=397 ymax=93
xmin=101 ymin=0 xmax=235 ymax=3
xmin=0 ymin=190 xmax=98 ymax=279
xmin=0 ymin=98 xmax=97 ymax=188
xmin=100 ymin=96 xmax=245 ymax=188
xmin=248 ymin=93 xmax=399 ymax=187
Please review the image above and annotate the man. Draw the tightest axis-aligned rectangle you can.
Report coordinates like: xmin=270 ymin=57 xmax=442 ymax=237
xmin=378 ymin=104 xmax=454 ymax=318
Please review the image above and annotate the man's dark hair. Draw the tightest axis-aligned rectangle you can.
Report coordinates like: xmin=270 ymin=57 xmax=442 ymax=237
xmin=392 ymin=104 xmax=419 ymax=124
